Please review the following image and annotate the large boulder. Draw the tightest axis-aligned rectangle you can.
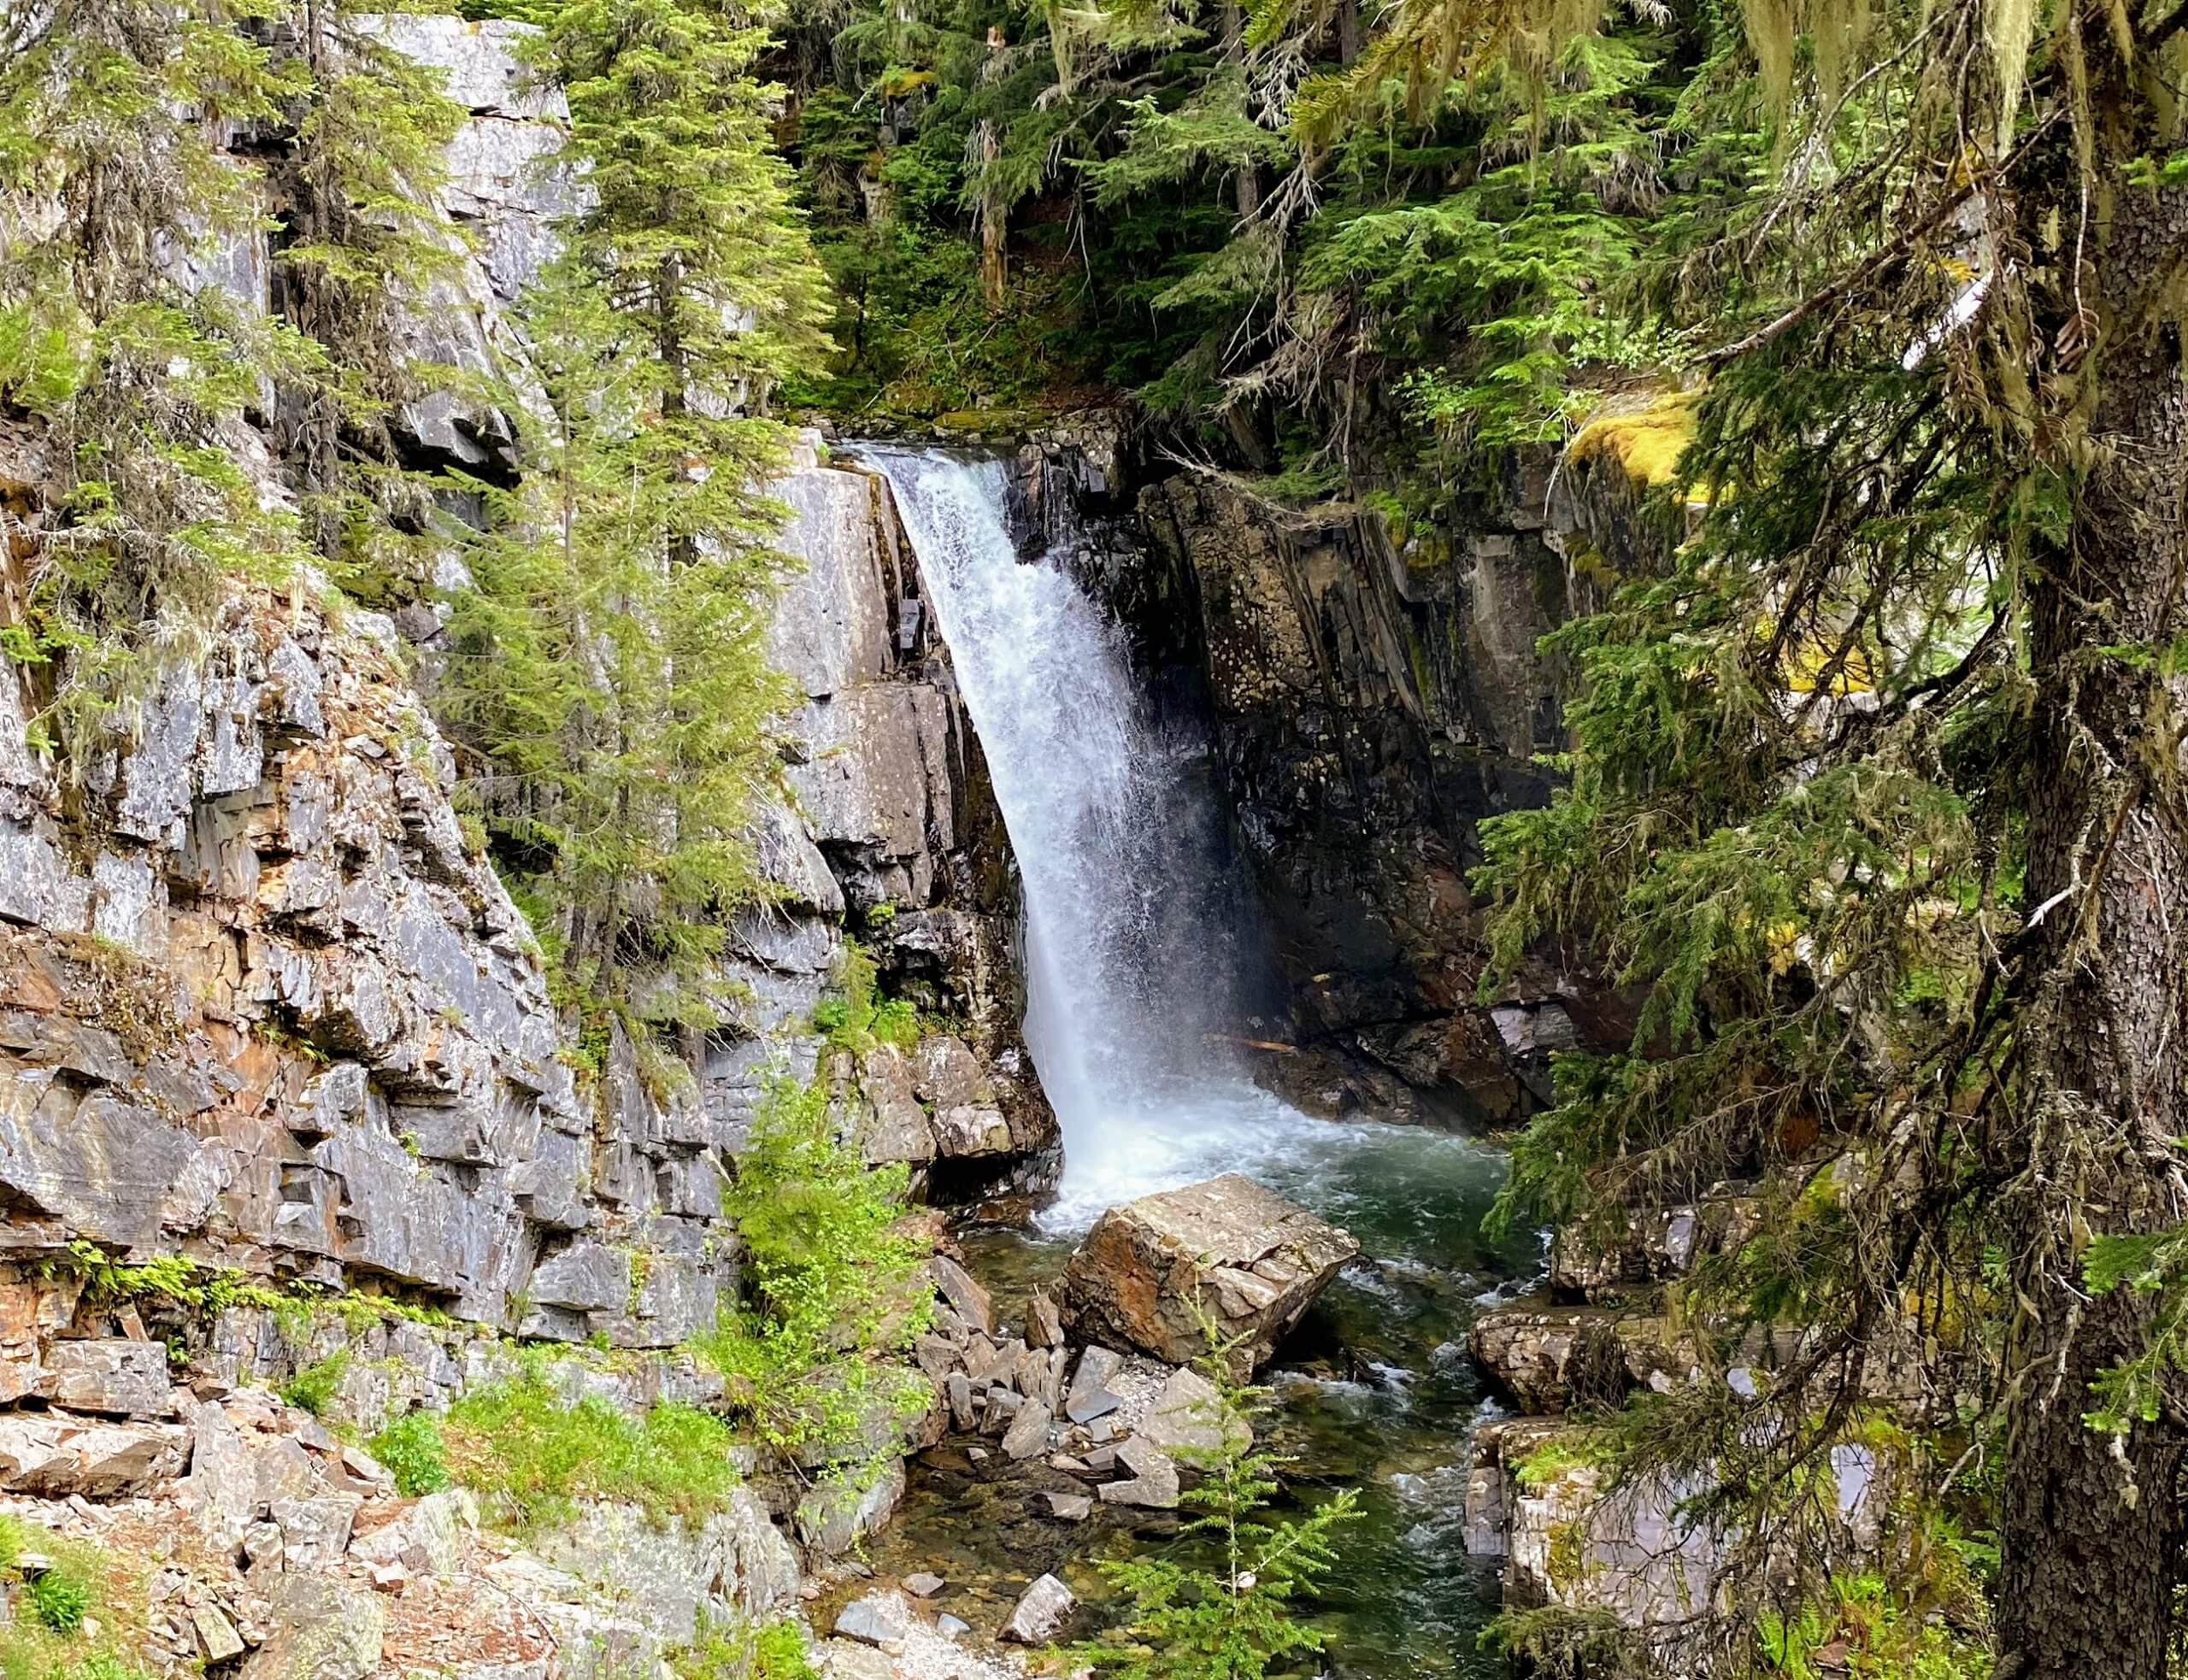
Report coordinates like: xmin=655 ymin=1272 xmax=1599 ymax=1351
xmin=1058 ymin=1174 xmax=1357 ymax=1373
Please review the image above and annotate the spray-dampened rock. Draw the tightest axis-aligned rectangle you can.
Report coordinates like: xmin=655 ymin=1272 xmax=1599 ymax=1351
xmin=1058 ymin=1173 xmax=1357 ymax=1374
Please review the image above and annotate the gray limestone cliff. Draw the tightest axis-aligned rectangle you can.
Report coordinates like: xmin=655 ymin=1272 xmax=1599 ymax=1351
xmin=0 ymin=19 xmax=1051 ymax=1374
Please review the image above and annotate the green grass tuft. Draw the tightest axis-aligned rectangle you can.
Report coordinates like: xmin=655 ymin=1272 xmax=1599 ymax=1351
xmin=444 ymin=1371 xmax=744 ymax=1532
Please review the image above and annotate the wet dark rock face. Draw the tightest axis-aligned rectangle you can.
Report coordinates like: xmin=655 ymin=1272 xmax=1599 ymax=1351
xmin=1004 ymin=425 xmax=1648 ymax=1130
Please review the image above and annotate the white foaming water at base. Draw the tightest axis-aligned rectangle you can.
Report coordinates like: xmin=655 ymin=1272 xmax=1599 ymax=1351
xmin=862 ymin=448 xmax=1389 ymax=1231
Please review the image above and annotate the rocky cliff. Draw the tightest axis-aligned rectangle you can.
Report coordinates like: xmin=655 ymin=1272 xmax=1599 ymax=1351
xmin=0 ymin=15 xmax=1076 ymax=1674
xmin=0 ymin=15 xmax=1051 ymax=1355
xmin=1004 ymin=432 xmax=1638 ymax=1131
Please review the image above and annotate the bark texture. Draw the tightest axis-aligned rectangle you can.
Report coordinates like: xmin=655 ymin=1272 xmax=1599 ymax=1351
xmin=1997 ymin=30 xmax=2188 ymax=1672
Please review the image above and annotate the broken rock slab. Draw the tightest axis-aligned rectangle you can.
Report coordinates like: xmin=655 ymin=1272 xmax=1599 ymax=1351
xmin=1095 ymin=1436 xmax=1180 ymax=1509
xmin=1000 ymin=1396 xmax=1051 ymax=1460
xmin=36 ymin=1336 xmax=174 ymax=1416
xmin=821 ymin=1641 xmax=896 ymax=1680
xmin=1063 ymin=1344 xmax=1125 ymax=1424
xmin=1059 ymin=1172 xmax=1358 ymax=1373
xmin=930 ymin=1254 xmax=993 ymax=1334
xmin=0 ymin=1409 xmax=191 ymax=1496
xmin=1138 ymin=1366 xmax=1247 ymax=1457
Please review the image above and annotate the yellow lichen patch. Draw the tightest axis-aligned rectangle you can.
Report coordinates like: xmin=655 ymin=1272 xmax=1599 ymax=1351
xmin=1567 ymin=390 xmax=1703 ymax=491
xmin=1760 ymin=618 xmax=1879 ymax=695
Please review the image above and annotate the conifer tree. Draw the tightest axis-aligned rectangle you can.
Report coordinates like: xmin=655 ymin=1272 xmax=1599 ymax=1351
xmin=1409 ymin=3 xmax=2188 ymax=1674
xmin=0 ymin=0 xmax=316 ymax=773
xmin=1070 ymin=1322 xmax=1359 ymax=1680
xmin=271 ymin=1 xmax=468 ymax=571
xmin=439 ymin=0 xmax=833 ymax=1022
xmin=0 ymin=0 xmax=480 ymax=771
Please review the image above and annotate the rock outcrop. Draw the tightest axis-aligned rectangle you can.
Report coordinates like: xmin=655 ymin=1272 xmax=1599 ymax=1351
xmin=0 ymin=25 xmax=1073 ymax=1680
xmin=0 ymin=17 xmax=1054 ymax=1387
xmin=1464 ymin=1415 xmax=1896 ymax=1655
xmin=1461 ymin=1182 xmax=1936 ymax=1658
xmin=1115 ymin=455 xmax=1646 ymax=1126
xmin=723 ymin=438 xmax=1062 ymax=1219
xmin=1058 ymin=1173 xmax=1357 ymax=1372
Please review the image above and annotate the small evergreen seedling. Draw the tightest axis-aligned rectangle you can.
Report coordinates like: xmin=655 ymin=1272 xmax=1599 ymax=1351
xmin=1069 ymin=1314 xmax=1358 ymax=1680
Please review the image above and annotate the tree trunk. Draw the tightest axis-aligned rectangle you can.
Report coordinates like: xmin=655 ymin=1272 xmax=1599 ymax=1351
xmin=1221 ymin=0 xmax=1262 ymax=220
xmin=1997 ymin=36 xmax=2188 ymax=1672
xmin=977 ymin=120 xmax=1006 ymax=312
xmin=1335 ymin=0 xmax=1361 ymax=64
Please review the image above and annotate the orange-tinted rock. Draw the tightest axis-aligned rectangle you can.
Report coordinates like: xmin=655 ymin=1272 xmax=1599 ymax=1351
xmin=1058 ymin=1173 xmax=1357 ymax=1374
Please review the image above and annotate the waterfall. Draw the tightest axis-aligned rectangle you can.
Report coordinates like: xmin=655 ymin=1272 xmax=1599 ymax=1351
xmin=861 ymin=452 xmax=1528 ymax=1677
xmin=862 ymin=447 xmax=1328 ymax=1225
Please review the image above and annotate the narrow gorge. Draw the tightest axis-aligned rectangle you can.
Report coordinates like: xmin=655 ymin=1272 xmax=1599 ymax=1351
xmin=4 ymin=3 xmax=2179 ymax=1679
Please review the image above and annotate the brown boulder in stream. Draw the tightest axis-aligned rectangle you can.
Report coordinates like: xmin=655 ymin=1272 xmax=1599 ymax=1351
xmin=1058 ymin=1173 xmax=1358 ymax=1374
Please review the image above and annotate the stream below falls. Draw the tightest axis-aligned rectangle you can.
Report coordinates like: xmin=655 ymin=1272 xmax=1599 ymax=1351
xmin=856 ymin=448 xmax=1544 ymax=1675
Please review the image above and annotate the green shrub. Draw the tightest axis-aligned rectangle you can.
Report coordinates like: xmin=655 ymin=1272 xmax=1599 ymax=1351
xmin=691 ymin=1075 xmax=932 ymax=1476
xmin=26 ymin=1568 xmax=89 ymax=1634
xmin=673 ymin=1616 xmax=820 ymax=1680
xmin=1511 ymin=1430 xmax=1613 ymax=1489
xmin=0 ymin=1515 xmax=25 ymax=1572
xmin=276 ymin=1350 xmax=350 ymax=1416
xmin=444 ymin=1371 xmax=743 ymax=1532
xmin=79 ymin=1658 xmax=154 ymax=1680
xmin=368 ymin=1410 xmax=451 ymax=1497
xmin=811 ymin=940 xmax=922 ymax=1054
xmin=63 ymin=1657 xmax=152 ymax=1680
xmin=750 ymin=1619 xmax=820 ymax=1680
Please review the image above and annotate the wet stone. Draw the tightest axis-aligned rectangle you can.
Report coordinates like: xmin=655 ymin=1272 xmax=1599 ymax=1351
xmin=833 ymin=1592 xmax=909 ymax=1648
xmin=999 ymin=1573 xmax=1076 ymax=1643
xmin=1097 ymin=1436 xmax=1180 ymax=1509
xmin=945 ymin=1371 xmax=976 ymax=1431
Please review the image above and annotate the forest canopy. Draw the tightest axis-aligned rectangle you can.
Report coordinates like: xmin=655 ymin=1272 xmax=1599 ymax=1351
xmin=4 ymin=0 xmax=2188 ymax=1674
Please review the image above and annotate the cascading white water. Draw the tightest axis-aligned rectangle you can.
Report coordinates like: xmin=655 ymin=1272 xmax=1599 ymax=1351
xmin=860 ymin=449 xmax=1538 ymax=1675
xmin=862 ymin=447 xmax=1368 ymax=1227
